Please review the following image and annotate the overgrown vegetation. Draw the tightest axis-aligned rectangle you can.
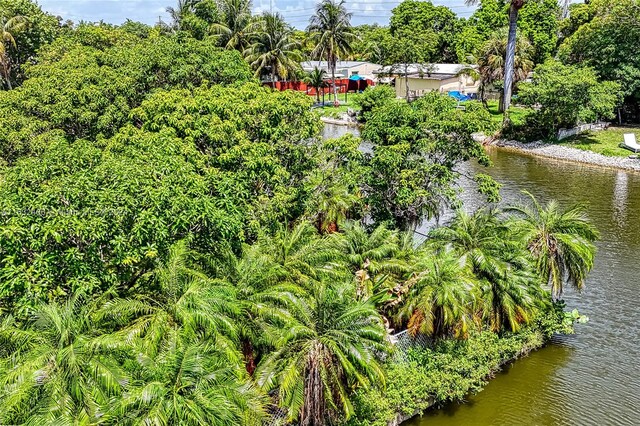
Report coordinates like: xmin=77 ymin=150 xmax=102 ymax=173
xmin=0 ymin=1 xmax=606 ymax=425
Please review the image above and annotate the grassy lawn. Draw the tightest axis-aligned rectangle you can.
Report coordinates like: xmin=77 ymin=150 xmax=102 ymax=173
xmin=309 ymin=92 xmax=361 ymax=118
xmin=558 ymin=126 xmax=639 ymax=157
xmin=485 ymin=99 xmax=528 ymax=127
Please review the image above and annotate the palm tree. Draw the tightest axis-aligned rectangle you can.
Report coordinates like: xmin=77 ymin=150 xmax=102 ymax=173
xmin=0 ymin=15 xmax=27 ymax=90
xmin=256 ymin=283 xmax=388 ymax=425
xmin=0 ymin=296 xmax=125 ymax=424
xmin=166 ymin=0 xmax=195 ymax=30
xmin=256 ymin=222 xmax=338 ymax=290
xmin=212 ymin=0 xmax=255 ymax=51
xmin=245 ymin=13 xmax=301 ymax=84
xmin=465 ymin=0 xmax=540 ymax=117
xmin=307 ymin=0 xmax=357 ymax=103
xmin=305 ymin=175 xmax=359 ymax=233
xmin=107 ymin=334 xmax=266 ymax=425
xmin=304 ymin=66 xmax=327 ymax=103
xmin=329 ymin=222 xmax=408 ymax=301
xmin=430 ymin=208 xmax=541 ymax=332
xmin=97 ymin=241 xmax=241 ymax=359
xmin=507 ymin=192 xmax=599 ymax=299
xmin=471 ymin=30 xmax=534 ymax=110
xmin=397 ymin=248 xmax=477 ymax=338
xmin=212 ymin=242 xmax=307 ymax=375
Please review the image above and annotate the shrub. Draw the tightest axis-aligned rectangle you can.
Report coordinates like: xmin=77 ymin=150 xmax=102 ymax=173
xmin=354 ymin=85 xmax=397 ymax=122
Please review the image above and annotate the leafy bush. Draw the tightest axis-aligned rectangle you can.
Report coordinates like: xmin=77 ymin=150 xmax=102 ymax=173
xmin=353 ymin=85 xmax=396 ymax=121
xmin=515 ymin=61 xmax=621 ymax=139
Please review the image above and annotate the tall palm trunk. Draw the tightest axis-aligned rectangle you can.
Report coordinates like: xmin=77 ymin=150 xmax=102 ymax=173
xmin=502 ymin=2 xmax=520 ymax=116
xmin=330 ymin=53 xmax=338 ymax=103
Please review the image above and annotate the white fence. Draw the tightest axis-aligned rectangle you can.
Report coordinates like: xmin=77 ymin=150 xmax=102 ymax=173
xmin=557 ymin=122 xmax=609 ymax=140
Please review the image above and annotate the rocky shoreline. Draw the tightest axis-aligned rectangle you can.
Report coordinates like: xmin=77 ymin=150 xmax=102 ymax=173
xmin=494 ymin=140 xmax=640 ymax=173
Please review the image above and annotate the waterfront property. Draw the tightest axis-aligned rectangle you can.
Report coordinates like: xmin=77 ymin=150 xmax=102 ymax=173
xmin=374 ymin=63 xmax=480 ymax=100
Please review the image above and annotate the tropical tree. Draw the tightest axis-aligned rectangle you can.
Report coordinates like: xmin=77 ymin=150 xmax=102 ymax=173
xmin=465 ymin=0 xmax=540 ymax=117
xmin=165 ymin=0 xmax=196 ymax=31
xmin=307 ymin=0 xmax=357 ymax=103
xmin=328 ymin=221 xmax=406 ymax=300
xmin=0 ymin=296 xmax=125 ymax=424
xmin=304 ymin=66 xmax=327 ymax=103
xmin=469 ymin=29 xmax=535 ymax=109
xmin=212 ymin=242 xmax=307 ymax=375
xmin=397 ymin=248 xmax=477 ymax=338
xmin=107 ymin=334 xmax=266 ymax=425
xmin=507 ymin=192 xmax=599 ymax=299
xmin=254 ymin=222 xmax=336 ymax=290
xmin=97 ymin=241 xmax=241 ymax=359
xmin=245 ymin=12 xmax=301 ymax=83
xmin=256 ymin=283 xmax=388 ymax=425
xmin=212 ymin=0 xmax=255 ymax=51
xmin=429 ymin=208 xmax=541 ymax=332
xmin=0 ymin=15 xmax=27 ymax=90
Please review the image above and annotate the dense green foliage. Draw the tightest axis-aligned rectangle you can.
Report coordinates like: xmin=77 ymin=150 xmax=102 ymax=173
xmin=347 ymin=314 xmax=579 ymax=426
xmin=0 ymin=2 xmax=605 ymax=425
xmin=361 ymin=93 xmax=497 ymax=228
xmin=515 ymin=61 xmax=621 ymax=138
xmin=0 ymin=25 xmax=253 ymax=164
xmin=558 ymin=0 xmax=640 ymax=119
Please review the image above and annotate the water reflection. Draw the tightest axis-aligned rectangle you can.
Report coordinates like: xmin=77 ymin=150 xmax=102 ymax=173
xmin=613 ymin=170 xmax=628 ymax=227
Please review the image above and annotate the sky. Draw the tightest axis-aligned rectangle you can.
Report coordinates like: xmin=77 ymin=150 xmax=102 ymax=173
xmin=36 ymin=0 xmax=479 ymax=29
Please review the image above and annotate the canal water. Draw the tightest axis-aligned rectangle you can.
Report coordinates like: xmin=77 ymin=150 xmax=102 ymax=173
xmin=323 ymin=124 xmax=640 ymax=426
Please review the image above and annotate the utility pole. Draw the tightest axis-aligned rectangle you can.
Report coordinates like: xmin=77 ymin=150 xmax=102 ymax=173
xmin=270 ymin=0 xmax=273 ymax=13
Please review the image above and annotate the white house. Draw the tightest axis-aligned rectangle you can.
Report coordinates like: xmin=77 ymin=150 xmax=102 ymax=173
xmin=374 ymin=63 xmax=480 ymax=99
xmin=301 ymin=61 xmax=382 ymax=81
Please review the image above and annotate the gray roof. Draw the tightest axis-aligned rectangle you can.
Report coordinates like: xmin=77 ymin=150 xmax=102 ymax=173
xmin=374 ymin=63 xmax=475 ymax=76
xmin=301 ymin=60 xmax=382 ymax=70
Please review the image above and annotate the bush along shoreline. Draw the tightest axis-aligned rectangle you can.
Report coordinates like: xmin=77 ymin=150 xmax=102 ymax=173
xmin=347 ymin=307 xmax=585 ymax=426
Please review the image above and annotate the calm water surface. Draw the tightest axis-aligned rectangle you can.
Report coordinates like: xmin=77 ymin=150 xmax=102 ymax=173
xmin=323 ymin=124 xmax=640 ymax=426
xmin=410 ymin=148 xmax=640 ymax=426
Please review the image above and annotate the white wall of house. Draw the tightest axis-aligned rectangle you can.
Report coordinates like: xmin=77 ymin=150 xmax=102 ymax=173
xmin=394 ymin=75 xmax=479 ymax=98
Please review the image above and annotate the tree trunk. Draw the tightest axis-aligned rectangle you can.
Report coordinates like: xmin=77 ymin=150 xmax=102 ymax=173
xmin=331 ymin=63 xmax=338 ymax=103
xmin=503 ymin=3 xmax=520 ymax=119
xmin=404 ymin=64 xmax=410 ymax=102
xmin=1 ymin=57 xmax=12 ymax=90
xmin=242 ymin=340 xmax=257 ymax=376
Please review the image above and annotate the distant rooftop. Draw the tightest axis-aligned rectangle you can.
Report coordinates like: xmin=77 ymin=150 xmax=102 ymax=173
xmin=374 ymin=63 xmax=475 ymax=76
xmin=301 ymin=60 xmax=382 ymax=70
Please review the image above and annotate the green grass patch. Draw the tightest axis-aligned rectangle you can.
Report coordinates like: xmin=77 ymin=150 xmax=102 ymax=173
xmin=309 ymin=93 xmax=362 ymax=118
xmin=485 ymin=99 xmax=528 ymax=127
xmin=559 ymin=126 xmax=639 ymax=157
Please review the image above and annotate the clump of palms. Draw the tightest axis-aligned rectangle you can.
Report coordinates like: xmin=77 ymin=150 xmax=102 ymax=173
xmin=398 ymin=248 xmax=477 ymax=338
xmin=0 ymin=15 xmax=27 ymax=90
xmin=256 ymin=283 xmax=388 ymax=426
xmin=429 ymin=208 xmax=541 ymax=332
xmin=328 ymin=221 xmax=409 ymax=302
xmin=245 ymin=12 xmax=301 ymax=83
xmin=108 ymin=334 xmax=266 ymax=425
xmin=307 ymin=0 xmax=357 ymax=103
xmin=468 ymin=29 xmax=534 ymax=109
xmin=507 ymin=191 xmax=599 ymax=299
xmin=97 ymin=241 xmax=241 ymax=359
xmin=0 ymin=296 xmax=126 ymax=424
